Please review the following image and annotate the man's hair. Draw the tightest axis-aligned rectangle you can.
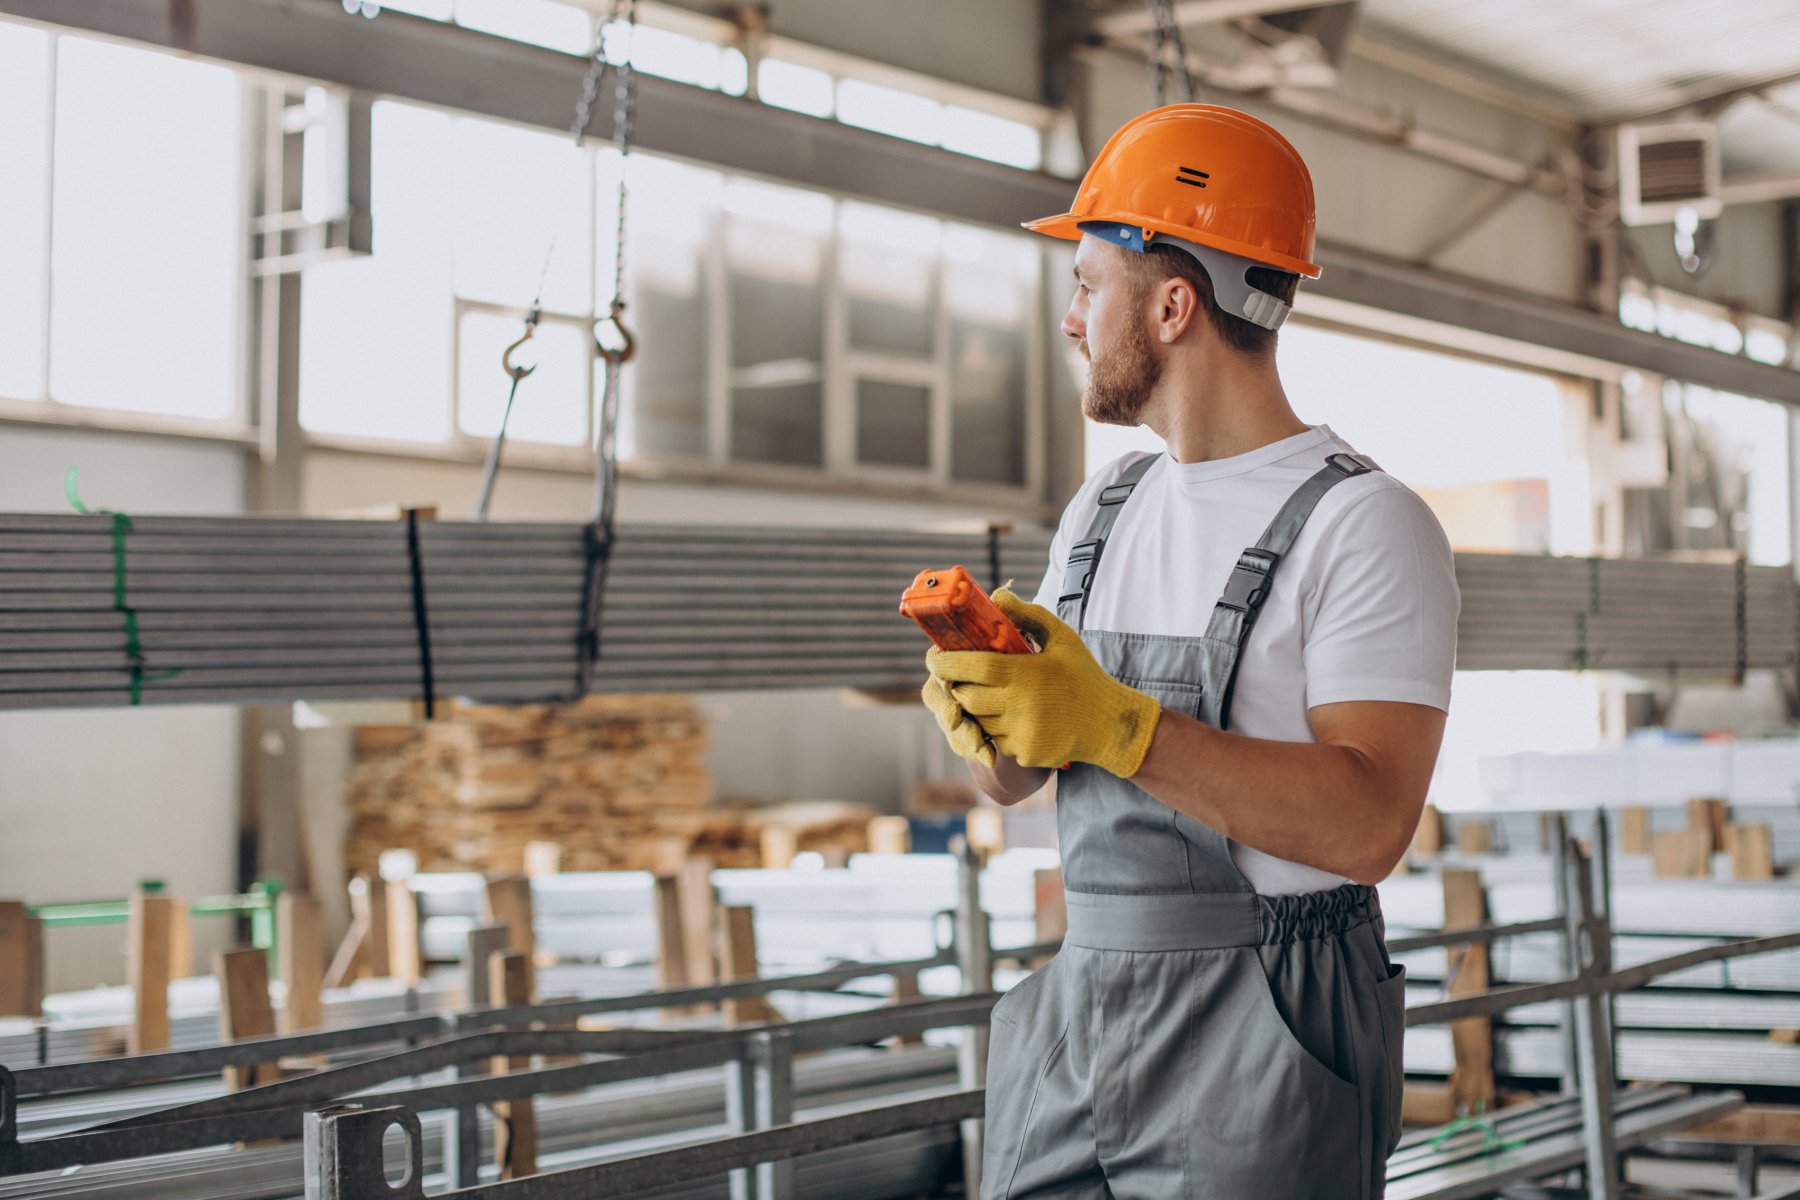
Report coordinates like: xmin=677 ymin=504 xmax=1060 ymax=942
xmin=1117 ymin=243 xmax=1298 ymax=357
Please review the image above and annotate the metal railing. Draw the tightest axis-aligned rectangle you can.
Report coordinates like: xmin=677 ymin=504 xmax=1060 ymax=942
xmin=10 ymin=820 xmax=1800 ymax=1200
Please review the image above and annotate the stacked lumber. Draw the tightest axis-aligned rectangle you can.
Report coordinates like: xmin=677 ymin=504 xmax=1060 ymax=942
xmin=345 ymin=700 xmax=878 ymax=874
xmin=345 ymin=695 xmax=715 ymax=874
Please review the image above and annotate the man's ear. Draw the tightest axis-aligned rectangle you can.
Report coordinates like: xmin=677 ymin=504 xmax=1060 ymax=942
xmin=1156 ymin=275 xmax=1199 ymax=344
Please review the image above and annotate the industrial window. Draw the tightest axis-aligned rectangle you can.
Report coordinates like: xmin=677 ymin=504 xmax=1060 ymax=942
xmin=350 ymin=1 xmax=1045 ymax=172
xmin=1620 ymin=279 xmax=1792 ymax=366
xmin=301 ymin=101 xmax=1046 ymax=496
xmin=1615 ymin=285 xmax=1793 ymax=567
xmin=0 ymin=30 xmax=243 ymax=422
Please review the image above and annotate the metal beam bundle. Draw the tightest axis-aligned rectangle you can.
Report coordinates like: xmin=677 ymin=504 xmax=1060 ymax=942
xmin=0 ymin=511 xmax=1791 ymax=710
xmin=1454 ymin=552 xmax=1798 ymax=673
xmin=0 ymin=514 xmax=1051 ymax=710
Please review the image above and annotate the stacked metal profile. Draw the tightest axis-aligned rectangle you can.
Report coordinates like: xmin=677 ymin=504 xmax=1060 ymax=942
xmin=1454 ymin=552 xmax=1797 ymax=672
xmin=0 ymin=511 xmax=1790 ymax=709
xmin=0 ymin=515 xmax=1051 ymax=709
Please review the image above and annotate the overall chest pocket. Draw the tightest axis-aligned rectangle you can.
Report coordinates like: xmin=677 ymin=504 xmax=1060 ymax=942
xmin=1119 ymin=676 xmax=1206 ymax=721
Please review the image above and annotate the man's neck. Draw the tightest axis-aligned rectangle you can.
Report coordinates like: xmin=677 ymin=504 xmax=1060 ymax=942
xmin=1146 ymin=351 xmax=1307 ymax=465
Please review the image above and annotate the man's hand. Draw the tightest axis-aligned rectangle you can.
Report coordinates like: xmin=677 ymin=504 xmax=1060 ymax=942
xmin=930 ymin=590 xmax=1162 ymax=777
xmin=920 ymin=673 xmax=996 ymax=768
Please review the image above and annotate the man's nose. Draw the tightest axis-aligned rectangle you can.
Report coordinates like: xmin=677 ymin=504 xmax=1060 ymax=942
xmin=1060 ymin=304 xmax=1083 ymax=342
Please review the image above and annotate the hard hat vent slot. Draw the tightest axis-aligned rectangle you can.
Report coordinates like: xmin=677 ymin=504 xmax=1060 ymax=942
xmin=1175 ymin=166 xmax=1210 ymax=189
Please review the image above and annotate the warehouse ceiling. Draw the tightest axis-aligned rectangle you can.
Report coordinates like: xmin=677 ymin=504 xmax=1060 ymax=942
xmin=1087 ymin=0 xmax=1800 ymax=177
xmin=1357 ymin=0 xmax=1800 ymax=173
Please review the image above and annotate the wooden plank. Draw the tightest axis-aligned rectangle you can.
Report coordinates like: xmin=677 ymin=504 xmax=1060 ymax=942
xmin=654 ymin=874 xmax=689 ymax=1015
xmin=127 ymin=895 xmax=177 ymax=1054
xmin=867 ymin=815 xmax=910 ymax=855
xmin=278 ymin=894 xmax=327 ymax=1033
xmin=386 ymin=880 xmax=422 ymax=986
xmin=465 ymin=925 xmax=510 ymax=1008
xmin=889 ymin=970 xmax=925 ymax=1046
xmin=1727 ymin=823 xmax=1776 ymax=881
xmin=1411 ymin=804 xmax=1445 ymax=857
xmin=1673 ymin=1104 xmax=1800 ymax=1144
xmin=215 ymin=946 xmax=278 ymax=1091
xmin=323 ymin=915 xmax=366 ymax=990
xmin=350 ymin=873 xmax=390 ymax=979
xmin=1442 ymin=867 xmax=1496 ymax=1117
xmin=1456 ymin=819 xmax=1493 ymax=856
xmin=522 ymin=840 xmax=563 ymax=878
xmin=677 ymin=857 xmax=717 ymax=1002
xmin=1688 ymin=797 xmax=1729 ymax=855
xmin=1620 ymin=805 xmax=1653 ymax=856
xmin=760 ymin=825 xmax=799 ymax=870
xmin=490 ymin=950 xmax=538 ymax=1180
xmin=167 ymin=900 xmax=193 ymax=980
xmin=0 ymin=902 xmax=35 ymax=1017
xmin=483 ymin=875 xmax=536 ymax=964
xmin=1402 ymin=1081 xmax=1456 ymax=1127
xmin=719 ymin=905 xmax=783 ymax=1027
xmin=1654 ymin=829 xmax=1713 ymax=878
xmin=966 ymin=808 xmax=1005 ymax=860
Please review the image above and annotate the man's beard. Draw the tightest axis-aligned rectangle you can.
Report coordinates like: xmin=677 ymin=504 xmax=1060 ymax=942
xmin=1080 ymin=313 xmax=1161 ymax=426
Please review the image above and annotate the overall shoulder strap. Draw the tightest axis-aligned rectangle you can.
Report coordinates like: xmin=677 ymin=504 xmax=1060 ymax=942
xmin=1055 ymin=452 xmax=1160 ymax=630
xmin=1204 ymin=451 xmax=1381 ymax=729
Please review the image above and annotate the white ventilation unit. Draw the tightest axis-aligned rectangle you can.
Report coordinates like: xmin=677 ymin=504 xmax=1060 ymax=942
xmin=1618 ymin=121 xmax=1722 ymax=226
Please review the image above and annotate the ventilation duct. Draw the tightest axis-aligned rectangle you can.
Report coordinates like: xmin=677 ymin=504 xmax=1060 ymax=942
xmin=1618 ymin=121 xmax=1722 ymax=226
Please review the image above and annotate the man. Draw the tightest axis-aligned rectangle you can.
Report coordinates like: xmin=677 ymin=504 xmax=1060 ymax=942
xmin=923 ymin=105 xmax=1460 ymax=1199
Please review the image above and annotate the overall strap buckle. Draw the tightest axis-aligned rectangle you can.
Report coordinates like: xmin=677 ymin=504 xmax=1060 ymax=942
xmin=1325 ymin=451 xmax=1379 ymax=476
xmin=1060 ymin=538 xmax=1104 ymax=604
xmin=1217 ymin=548 xmax=1281 ymax=619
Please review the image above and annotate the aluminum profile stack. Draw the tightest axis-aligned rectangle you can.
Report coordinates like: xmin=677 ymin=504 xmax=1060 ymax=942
xmin=0 ymin=514 xmax=1790 ymax=709
xmin=0 ymin=515 xmax=1051 ymax=709
xmin=1455 ymin=552 xmax=1797 ymax=673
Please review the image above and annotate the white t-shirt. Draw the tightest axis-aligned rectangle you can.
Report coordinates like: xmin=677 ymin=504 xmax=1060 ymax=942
xmin=1033 ymin=425 xmax=1460 ymax=896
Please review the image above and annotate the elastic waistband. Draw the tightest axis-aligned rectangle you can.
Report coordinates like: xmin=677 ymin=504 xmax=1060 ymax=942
xmin=1063 ymin=883 xmax=1380 ymax=951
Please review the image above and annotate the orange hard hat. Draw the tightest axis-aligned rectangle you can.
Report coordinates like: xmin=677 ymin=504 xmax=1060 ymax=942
xmin=1025 ymin=104 xmax=1320 ymax=279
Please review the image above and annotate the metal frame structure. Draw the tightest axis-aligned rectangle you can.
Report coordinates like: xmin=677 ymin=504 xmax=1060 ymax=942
xmin=11 ymin=821 xmax=1800 ymax=1200
xmin=4 ymin=0 xmax=1797 ymax=406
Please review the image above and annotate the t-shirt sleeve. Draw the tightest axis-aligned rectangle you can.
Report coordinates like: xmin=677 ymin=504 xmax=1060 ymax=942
xmin=1302 ymin=484 xmax=1459 ymax=711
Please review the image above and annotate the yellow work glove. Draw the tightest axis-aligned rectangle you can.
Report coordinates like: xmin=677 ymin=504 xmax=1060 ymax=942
xmin=920 ymin=673 xmax=997 ymax=768
xmin=930 ymin=589 xmax=1162 ymax=777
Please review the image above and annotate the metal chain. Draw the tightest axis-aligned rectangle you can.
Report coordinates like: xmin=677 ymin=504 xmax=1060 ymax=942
xmin=576 ymin=0 xmax=641 ymax=698
xmin=595 ymin=0 xmax=640 ymax=532
xmin=1147 ymin=0 xmax=1196 ymax=106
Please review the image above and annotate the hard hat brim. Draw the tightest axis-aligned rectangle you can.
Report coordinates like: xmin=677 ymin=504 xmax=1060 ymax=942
xmin=1023 ymin=211 xmax=1322 ymax=279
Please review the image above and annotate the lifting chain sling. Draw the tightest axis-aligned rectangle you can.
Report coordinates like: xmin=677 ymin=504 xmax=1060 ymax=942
xmin=476 ymin=0 xmax=641 ymax=524
xmin=1147 ymin=0 xmax=1197 ymax=107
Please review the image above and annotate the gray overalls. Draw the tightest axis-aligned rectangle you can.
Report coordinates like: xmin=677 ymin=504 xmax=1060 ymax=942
xmin=983 ymin=451 xmax=1409 ymax=1200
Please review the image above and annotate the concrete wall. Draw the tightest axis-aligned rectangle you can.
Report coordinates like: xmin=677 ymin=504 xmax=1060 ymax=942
xmin=0 ymin=425 xmax=245 ymax=991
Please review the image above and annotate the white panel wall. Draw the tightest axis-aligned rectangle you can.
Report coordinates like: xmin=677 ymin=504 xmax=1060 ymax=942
xmin=0 ymin=425 xmax=246 ymax=990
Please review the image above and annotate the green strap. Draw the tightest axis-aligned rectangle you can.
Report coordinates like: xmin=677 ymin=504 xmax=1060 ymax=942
xmin=65 ymin=467 xmax=182 ymax=704
xmin=1427 ymin=1101 xmax=1525 ymax=1156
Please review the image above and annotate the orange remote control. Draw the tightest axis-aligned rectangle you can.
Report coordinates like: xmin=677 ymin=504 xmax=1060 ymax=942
xmin=899 ymin=566 xmax=1033 ymax=654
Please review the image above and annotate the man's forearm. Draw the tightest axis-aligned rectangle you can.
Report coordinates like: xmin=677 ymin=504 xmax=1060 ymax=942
xmin=1130 ymin=709 xmax=1430 ymax=884
xmin=970 ymin=752 xmax=1052 ymax=806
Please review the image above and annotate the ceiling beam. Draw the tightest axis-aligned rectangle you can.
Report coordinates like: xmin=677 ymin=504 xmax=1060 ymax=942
xmin=7 ymin=0 xmax=1800 ymax=405
xmin=1604 ymin=65 xmax=1800 ymax=127
xmin=1091 ymin=0 xmax=1332 ymax=39
xmin=1719 ymin=172 xmax=1800 ymax=208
